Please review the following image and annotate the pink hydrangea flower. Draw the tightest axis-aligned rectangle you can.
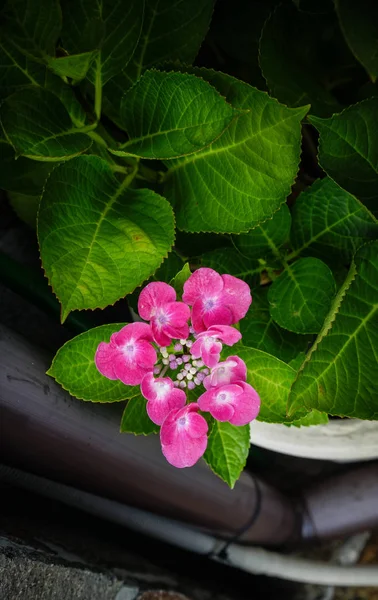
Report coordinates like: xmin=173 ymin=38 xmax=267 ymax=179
xmin=160 ymin=404 xmax=208 ymax=468
xmin=141 ymin=372 xmax=186 ymax=425
xmin=138 ymin=282 xmax=190 ymax=347
xmin=190 ymin=325 xmax=242 ymax=368
xmin=198 ymin=381 xmax=260 ymax=426
xmin=95 ymin=322 xmax=156 ymax=386
xmin=204 ymin=356 xmax=247 ymax=389
xmin=182 ymin=268 xmax=252 ymax=333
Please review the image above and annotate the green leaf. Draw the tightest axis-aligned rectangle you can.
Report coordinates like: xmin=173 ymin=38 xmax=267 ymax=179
xmin=48 ymin=323 xmax=139 ymax=402
xmin=309 ymin=99 xmax=378 ymax=214
xmin=1 ymin=0 xmax=61 ymax=60
xmin=171 ymin=263 xmax=192 ymax=298
xmin=38 ymin=155 xmax=175 ymax=321
xmin=224 ymin=344 xmax=302 ymax=423
xmin=288 ymin=241 xmax=378 ymax=419
xmin=123 ymin=0 xmax=215 ymax=87
xmin=241 ymin=287 xmax=311 ymax=363
xmin=112 ymin=70 xmax=237 ymax=160
xmin=289 ymin=410 xmax=329 ymax=427
xmin=288 ymin=351 xmax=307 ymax=371
xmin=199 ymin=247 xmax=262 ymax=288
xmin=48 ymin=51 xmax=97 ymax=82
xmin=7 ymin=190 xmax=39 ymax=228
xmin=203 ymin=419 xmax=250 ymax=488
xmin=120 ymin=393 xmax=159 ymax=435
xmin=0 ymin=138 xmax=54 ymax=194
xmin=336 ymin=0 xmax=378 ymax=82
xmin=0 ymin=38 xmax=47 ymax=97
xmin=259 ymin=3 xmax=342 ymax=117
xmin=290 ymin=178 xmax=378 ymax=265
xmin=268 ymin=258 xmax=337 ymax=334
xmin=232 ymin=204 xmax=291 ymax=260
xmin=164 ymin=68 xmax=308 ymax=233
xmin=61 ymin=0 xmax=144 ymax=86
xmin=0 ymin=88 xmax=92 ymax=161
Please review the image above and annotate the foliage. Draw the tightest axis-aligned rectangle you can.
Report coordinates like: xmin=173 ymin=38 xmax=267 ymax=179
xmin=1 ymin=0 xmax=377 ymax=486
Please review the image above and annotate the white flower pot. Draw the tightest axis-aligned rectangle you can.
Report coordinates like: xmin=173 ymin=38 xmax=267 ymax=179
xmin=249 ymin=418 xmax=378 ymax=462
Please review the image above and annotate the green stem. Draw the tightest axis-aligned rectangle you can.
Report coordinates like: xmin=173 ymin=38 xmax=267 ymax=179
xmin=87 ymin=130 xmax=108 ymax=148
xmin=137 ymin=163 xmax=164 ymax=184
xmin=94 ymin=55 xmax=102 ymax=121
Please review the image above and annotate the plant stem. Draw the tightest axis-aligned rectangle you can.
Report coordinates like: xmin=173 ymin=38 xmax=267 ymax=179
xmin=88 ymin=130 xmax=108 ymax=148
xmin=94 ymin=55 xmax=102 ymax=121
xmin=137 ymin=163 xmax=164 ymax=184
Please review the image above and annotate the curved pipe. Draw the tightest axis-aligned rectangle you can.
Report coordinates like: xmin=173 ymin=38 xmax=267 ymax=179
xmin=1 ymin=464 xmax=378 ymax=587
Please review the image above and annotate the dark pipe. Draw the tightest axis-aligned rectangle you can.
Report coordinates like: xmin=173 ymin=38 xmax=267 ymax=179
xmin=0 ymin=325 xmax=299 ymax=546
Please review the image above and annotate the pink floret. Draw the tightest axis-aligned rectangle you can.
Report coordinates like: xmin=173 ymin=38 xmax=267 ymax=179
xmin=198 ymin=381 xmax=260 ymax=426
xmin=138 ymin=282 xmax=190 ymax=346
xmin=190 ymin=325 xmax=242 ymax=368
xmin=182 ymin=268 xmax=252 ymax=333
xmin=160 ymin=404 xmax=208 ymax=468
xmin=141 ymin=372 xmax=186 ymax=425
xmin=204 ymin=355 xmax=247 ymax=389
xmin=95 ymin=322 xmax=156 ymax=386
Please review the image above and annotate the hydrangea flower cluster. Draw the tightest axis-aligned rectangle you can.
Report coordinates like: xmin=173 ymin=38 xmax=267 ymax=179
xmin=95 ymin=268 xmax=260 ymax=469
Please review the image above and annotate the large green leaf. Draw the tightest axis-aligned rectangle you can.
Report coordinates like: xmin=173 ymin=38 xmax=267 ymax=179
xmin=290 ymin=178 xmax=378 ymax=265
xmin=336 ymin=0 xmax=378 ymax=82
xmin=0 ymin=137 xmax=54 ymax=194
xmin=241 ymin=287 xmax=311 ymax=363
xmin=1 ymin=88 xmax=92 ymax=161
xmin=203 ymin=419 xmax=250 ymax=488
xmin=164 ymin=69 xmax=308 ymax=233
xmin=112 ymin=70 xmax=236 ymax=159
xmin=38 ymin=155 xmax=175 ymax=321
xmin=232 ymin=204 xmax=291 ymax=260
xmin=268 ymin=258 xmax=337 ymax=334
xmin=102 ymin=0 xmax=215 ymax=125
xmin=259 ymin=3 xmax=342 ymax=117
xmin=48 ymin=323 xmax=139 ymax=402
xmin=309 ymin=99 xmax=378 ymax=214
xmin=120 ymin=393 xmax=159 ymax=435
xmin=199 ymin=247 xmax=262 ymax=288
xmin=61 ymin=0 xmax=144 ymax=86
xmin=1 ymin=0 xmax=61 ymax=60
xmin=288 ymin=241 xmax=378 ymax=419
xmin=223 ymin=344 xmax=303 ymax=423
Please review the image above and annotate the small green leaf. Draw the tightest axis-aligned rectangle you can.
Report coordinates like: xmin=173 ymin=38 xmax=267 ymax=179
xmin=290 ymin=178 xmax=378 ymax=265
xmin=288 ymin=241 xmax=378 ymax=419
xmin=48 ymin=51 xmax=97 ymax=81
xmin=171 ymin=263 xmax=192 ymax=298
xmin=223 ymin=344 xmax=304 ymax=423
xmin=232 ymin=204 xmax=291 ymax=260
xmin=259 ymin=3 xmax=342 ymax=117
xmin=309 ymin=99 xmax=378 ymax=214
xmin=112 ymin=70 xmax=237 ymax=159
xmin=241 ymin=287 xmax=311 ymax=363
xmin=0 ymin=138 xmax=54 ymax=194
xmin=268 ymin=258 xmax=336 ymax=334
xmin=0 ymin=88 xmax=92 ymax=161
xmin=336 ymin=0 xmax=378 ymax=82
xmin=164 ymin=68 xmax=308 ymax=233
xmin=120 ymin=393 xmax=159 ymax=435
xmin=203 ymin=419 xmax=250 ymax=488
xmin=48 ymin=323 xmax=139 ymax=402
xmin=38 ymin=156 xmax=175 ymax=321
xmin=1 ymin=0 xmax=61 ymax=60
xmin=61 ymin=0 xmax=144 ymax=86
xmin=199 ymin=247 xmax=262 ymax=288
xmin=289 ymin=410 xmax=329 ymax=427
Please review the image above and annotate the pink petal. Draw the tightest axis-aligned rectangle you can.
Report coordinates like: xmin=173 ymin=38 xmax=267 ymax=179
xmin=204 ymin=325 xmax=242 ymax=346
xmin=201 ymin=339 xmax=222 ymax=368
xmin=190 ymin=338 xmax=202 ymax=359
xmin=198 ymin=384 xmax=243 ymax=422
xmin=163 ymin=322 xmax=190 ymax=340
xmin=94 ymin=342 xmax=118 ymax=380
xmin=228 ymin=381 xmax=261 ymax=426
xmin=113 ymin=322 xmax=153 ymax=345
xmin=204 ymin=356 xmax=247 ymax=389
xmin=191 ymin=299 xmax=206 ymax=333
xmin=135 ymin=340 xmax=157 ymax=369
xmin=151 ymin=320 xmax=172 ymax=347
xmin=221 ymin=274 xmax=252 ymax=322
xmin=160 ymin=404 xmax=208 ymax=468
xmin=183 ymin=267 xmax=224 ymax=305
xmin=165 ymin=302 xmax=191 ymax=327
xmin=138 ymin=282 xmax=176 ymax=320
xmin=147 ymin=388 xmax=186 ymax=425
xmin=203 ymin=303 xmax=234 ymax=329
